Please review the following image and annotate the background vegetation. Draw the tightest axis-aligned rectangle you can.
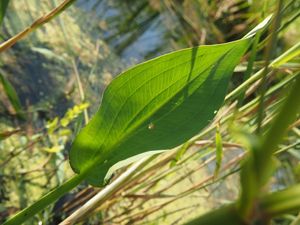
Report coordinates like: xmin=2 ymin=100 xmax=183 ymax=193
xmin=0 ymin=0 xmax=300 ymax=224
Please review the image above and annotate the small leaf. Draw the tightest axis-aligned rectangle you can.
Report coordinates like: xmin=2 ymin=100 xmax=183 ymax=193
xmin=60 ymin=103 xmax=89 ymax=127
xmin=78 ymin=102 xmax=89 ymax=110
xmin=59 ymin=128 xmax=72 ymax=137
xmin=214 ymin=124 xmax=223 ymax=178
xmin=44 ymin=145 xmax=63 ymax=153
xmin=0 ymin=73 xmax=24 ymax=118
xmin=170 ymin=142 xmax=190 ymax=167
xmin=60 ymin=118 xmax=70 ymax=127
xmin=46 ymin=117 xmax=59 ymax=134
xmin=70 ymin=38 xmax=251 ymax=186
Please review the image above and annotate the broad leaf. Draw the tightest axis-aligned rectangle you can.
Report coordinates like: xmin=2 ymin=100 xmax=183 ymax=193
xmin=70 ymin=38 xmax=251 ymax=186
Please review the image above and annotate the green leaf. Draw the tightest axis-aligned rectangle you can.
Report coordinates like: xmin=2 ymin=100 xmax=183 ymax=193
xmin=46 ymin=117 xmax=59 ymax=134
xmin=0 ymin=0 xmax=9 ymax=26
xmin=170 ymin=142 xmax=190 ymax=167
xmin=70 ymin=38 xmax=251 ymax=186
xmin=0 ymin=72 xmax=24 ymax=118
xmin=214 ymin=125 xmax=223 ymax=178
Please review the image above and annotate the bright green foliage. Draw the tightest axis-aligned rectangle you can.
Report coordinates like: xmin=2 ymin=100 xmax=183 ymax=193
xmin=60 ymin=102 xmax=89 ymax=127
xmin=214 ymin=125 xmax=223 ymax=178
xmin=0 ymin=0 xmax=9 ymax=26
xmin=70 ymin=39 xmax=251 ymax=186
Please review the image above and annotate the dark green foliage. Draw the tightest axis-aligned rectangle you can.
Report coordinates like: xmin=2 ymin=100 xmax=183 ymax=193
xmin=0 ymin=0 xmax=9 ymax=26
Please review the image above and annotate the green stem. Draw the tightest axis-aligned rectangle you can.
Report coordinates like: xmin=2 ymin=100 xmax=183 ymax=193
xmin=237 ymin=31 xmax=261 ymax=107
xmin=238 ymin=75 xmax=300 ymax=218
xmin=256 ymin=0 xmax=283 ymax=134
xmin=260 ymin=184 xmax=300 ymax=216
xmin=0 ymin=0 xmax=76 ymax=52
xmin=256 ymin=76 xmax=300 ymax=182
xmin=3 ymin=173 xmax=85 ymax=225
xmin=225 ymin=40 xmax=300 ymax=102
xmin=184 ymin=204 xmax=243 ymax=225
xmin=185 ymin=184 xmax=300 ymax=225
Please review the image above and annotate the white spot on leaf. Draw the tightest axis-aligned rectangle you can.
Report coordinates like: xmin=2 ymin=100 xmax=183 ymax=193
xmin=148 ymin=122 xmax=155 ymax=130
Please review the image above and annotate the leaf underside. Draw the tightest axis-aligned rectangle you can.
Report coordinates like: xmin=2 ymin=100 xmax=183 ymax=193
xmin=69 ymin=38 xmax=250 ymax=186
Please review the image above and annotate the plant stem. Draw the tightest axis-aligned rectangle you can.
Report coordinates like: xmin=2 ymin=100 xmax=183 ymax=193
xmin=260 ymin=184 xmax=300 ymax=216
xmin=72 ymin=58 xmax=89 ymax=124
xmin=238 ymin=75 xmax=300 ymax=218
xmin=59 ymin=156 xmax=154 ymax=225
xmin=225 ymin=40 xmax=300 ymax=102
xmin=237 ymin=31 xmax=261 ymax=107
xmin=256 ymin=0 xmax=283 ymax=134
xmin=0 ymin=0 xmax=76 ymax=52
xmin=3 ymin=173 xmax=85 ymax=225
xmin=185 ymin=204 xmax=243 ymax=225
xmin=185 ymin=184 xmax=300 ymax=225
xmin=290 ymin=213 xmax=300 ymax=225
xmin=256 ymin=76 xmax=300 ymax=183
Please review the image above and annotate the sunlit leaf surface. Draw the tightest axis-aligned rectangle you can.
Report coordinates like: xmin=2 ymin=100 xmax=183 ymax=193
xmin=70 ymin=38 xmax=250 ymax=186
